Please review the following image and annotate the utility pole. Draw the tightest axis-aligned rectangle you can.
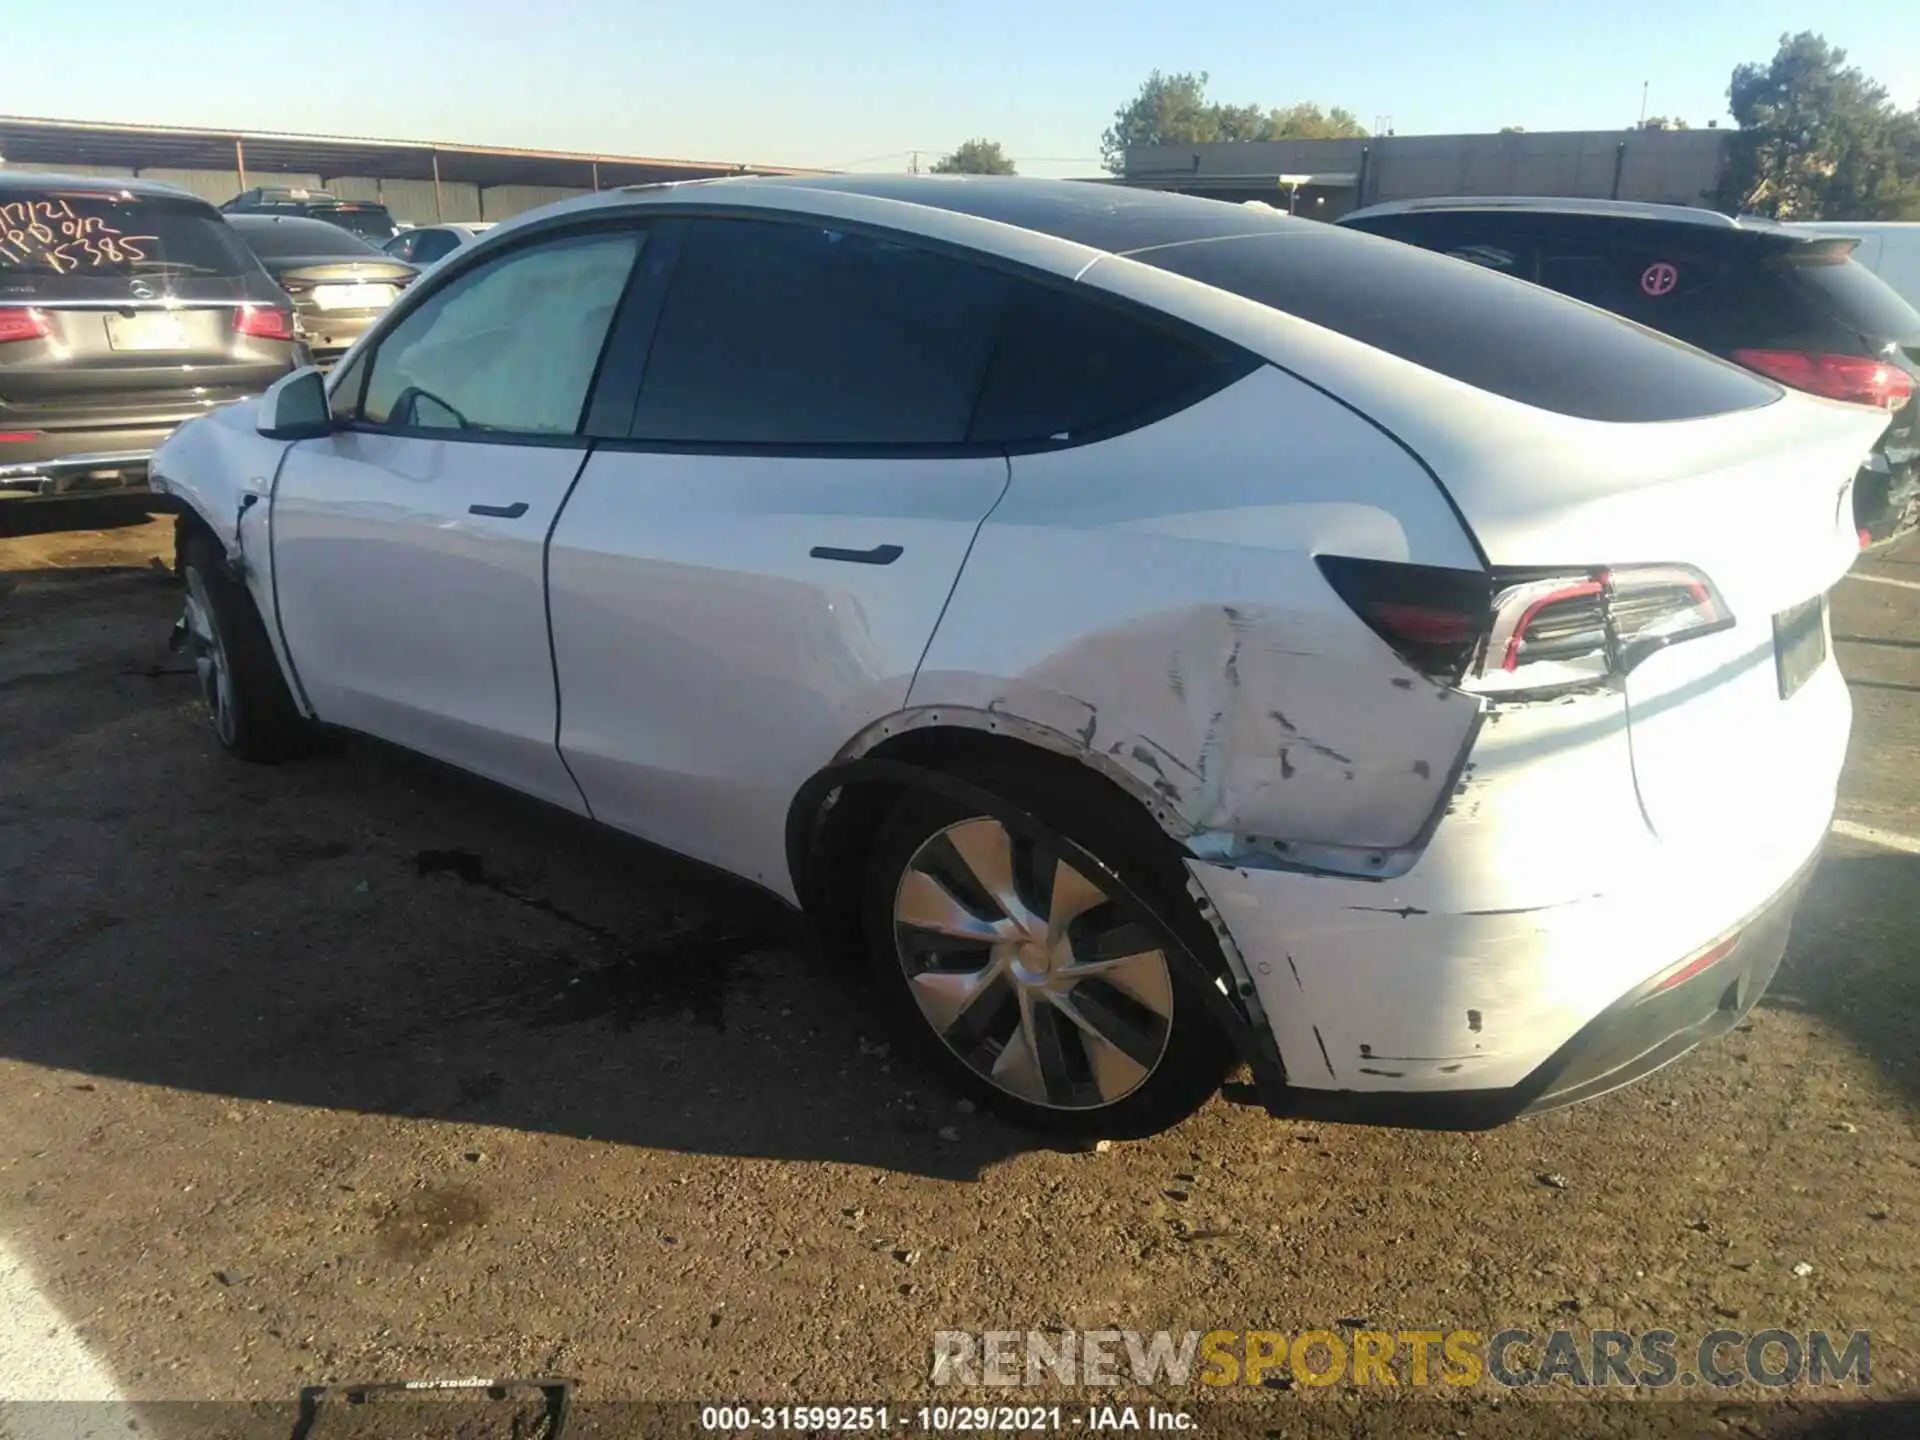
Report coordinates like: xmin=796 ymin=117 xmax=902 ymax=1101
xmin=1639 ymin=81 xmax=1649 ymax=127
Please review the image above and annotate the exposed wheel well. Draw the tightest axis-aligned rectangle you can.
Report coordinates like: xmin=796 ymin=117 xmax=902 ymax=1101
xmin=171 ymin=504 xmax=218 ymax=574
xmin=793 ymin=725 xmax=1215 ymax=980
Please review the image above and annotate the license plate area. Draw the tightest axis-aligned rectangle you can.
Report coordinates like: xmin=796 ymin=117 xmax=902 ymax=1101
xmin=104 ymin=312 xmax=193 ymax=352
xmin=311 ymin=282 xmax=394 ymax=311
xmin=1773 ymin=594 xmax=1829 ymax=699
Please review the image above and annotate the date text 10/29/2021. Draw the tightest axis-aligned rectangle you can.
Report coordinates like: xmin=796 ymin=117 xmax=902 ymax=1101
xmin=699 ymin=1406 xmax=1194 ymax=1432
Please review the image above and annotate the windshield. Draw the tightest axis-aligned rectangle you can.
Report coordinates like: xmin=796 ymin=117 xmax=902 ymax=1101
xmin=0 ymin=188 xmax=259 ymax=290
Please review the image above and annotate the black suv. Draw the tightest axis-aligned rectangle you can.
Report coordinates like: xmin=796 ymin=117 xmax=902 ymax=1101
xmin=1 ymin=173 xmax=307 ymax=496
xmin=1338 ymin=198 xmax=1920 ymax=542
xmin=219 ymin=187 xmax=401 ymax=243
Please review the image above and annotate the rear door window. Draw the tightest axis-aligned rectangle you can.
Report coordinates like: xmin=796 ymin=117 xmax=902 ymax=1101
xmin=1136 ymin=226 xmax=1779 ymax=422
xmin=968 ymin=281 xmax=1253 ymax=444
xmin=628 ymin=218 xmax=1011 ymax=446
xmin=0 ymin=187 xmax=259 ymax=298
xmin=1350 ymin=215 xmax=1535 ymax=279
xmin=412 ymin=230 xmax=461 ymax=265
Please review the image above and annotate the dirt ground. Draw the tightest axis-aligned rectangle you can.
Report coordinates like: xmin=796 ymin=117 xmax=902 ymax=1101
xmin=1 ymin=496 xmax=1917 ymax=1438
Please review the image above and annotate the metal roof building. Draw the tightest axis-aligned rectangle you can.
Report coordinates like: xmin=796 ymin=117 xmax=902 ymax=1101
xmin=1120 ymin=129 xmax=1733 ymax=220
xmin=0 ymin=115 xmax=825 ymax=224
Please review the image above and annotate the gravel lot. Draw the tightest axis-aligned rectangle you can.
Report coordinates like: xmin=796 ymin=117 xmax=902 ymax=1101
xmin=1 ymin=497 xmax=1917 ymax=1437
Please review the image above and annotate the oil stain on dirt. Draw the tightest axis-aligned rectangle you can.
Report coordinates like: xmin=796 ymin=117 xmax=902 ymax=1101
xmin=371 ymin=1185 xmax=490 ymax=1262
xmin=412 ymin=847 xmax=788 ymax=1032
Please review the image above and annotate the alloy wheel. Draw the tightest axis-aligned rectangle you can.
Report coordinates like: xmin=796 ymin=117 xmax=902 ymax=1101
xmin=182 ymin=568 xmax=236 ymax=747
xmin=891 ymin=817 xmax=1175 ymax=1110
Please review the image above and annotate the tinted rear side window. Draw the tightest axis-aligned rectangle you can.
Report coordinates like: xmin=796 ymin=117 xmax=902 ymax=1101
xmin=1137 ymin=228 xmax=1780 ymax=421
xmin=1787 ymin=252 xmax=1920 ymax=343
xmin=0 ymin=188 xmax=258 ymax=294
xmin=229 ymin=218 xmax=386 ymax=259
xmin=969 ymin=282 xmax=1253 ymax=444
xmin=630 ymin=218 xmax=1011 ymax=445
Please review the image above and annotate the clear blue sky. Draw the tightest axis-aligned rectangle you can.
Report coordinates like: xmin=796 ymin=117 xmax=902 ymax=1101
xmin=8 ymin=0 xmax=1920 ymax=177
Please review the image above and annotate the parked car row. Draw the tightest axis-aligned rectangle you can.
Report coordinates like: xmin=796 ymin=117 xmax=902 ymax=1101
xmin=1 ymin=174 xmax=424 ymax=496
xmin=150 ymin=175 xmax=1884 ymax=1138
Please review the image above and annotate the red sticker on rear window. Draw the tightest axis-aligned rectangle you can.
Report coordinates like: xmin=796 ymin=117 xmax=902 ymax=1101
xmin=1641 ymin=261 xmax=1678 ymax=297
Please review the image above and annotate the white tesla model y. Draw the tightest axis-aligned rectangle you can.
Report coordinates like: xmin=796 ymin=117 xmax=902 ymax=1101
xmin=150 ymin=176 xmax=1887 ymax=1138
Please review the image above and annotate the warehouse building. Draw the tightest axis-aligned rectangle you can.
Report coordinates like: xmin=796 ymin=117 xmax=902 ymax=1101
xmin=1120 ymin=127 xmax=1734 ymax=218
xmin=0 ymin=114 xmax=821 ymax=224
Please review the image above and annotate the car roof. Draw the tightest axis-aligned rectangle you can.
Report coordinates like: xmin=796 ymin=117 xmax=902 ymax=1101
xmin=545 ymin=174 xmax=1316 ymax=257
xmin=1340 ymin=196 xmax=1780 ymax=231
xmin=0 ymin=170 xmax=207 ymax=204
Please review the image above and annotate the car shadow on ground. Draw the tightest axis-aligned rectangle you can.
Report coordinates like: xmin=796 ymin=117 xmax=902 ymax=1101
xmin=0 ymin=560 xmax=1107 ymax=1181
xmin=0 ymin=493 xmax=171 ymax=540
xmin=1768 ymin=849 xmax=1920 ymax=1114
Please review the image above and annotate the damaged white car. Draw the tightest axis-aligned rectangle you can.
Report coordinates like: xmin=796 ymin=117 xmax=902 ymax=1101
xmin=150 ymin=176 xmax=1887 ymax=1138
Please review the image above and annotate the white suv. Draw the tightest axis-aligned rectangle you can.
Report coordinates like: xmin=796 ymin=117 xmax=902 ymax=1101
xmin=150 ymin=176 xmax=1885 ymax=1137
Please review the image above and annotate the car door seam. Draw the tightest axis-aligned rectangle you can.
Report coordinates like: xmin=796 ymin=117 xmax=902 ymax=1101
xmin=265 ymin=441 xmax=318 ymax=719
xmin=904 ymin=453 xmax=1014 ymax=699
xmin=544 ymin=442 xmax=599 ymax=819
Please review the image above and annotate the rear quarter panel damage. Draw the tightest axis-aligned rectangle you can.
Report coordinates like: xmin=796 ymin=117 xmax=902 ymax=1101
xmin=900 ymin=366 xmax=1486 ymax=855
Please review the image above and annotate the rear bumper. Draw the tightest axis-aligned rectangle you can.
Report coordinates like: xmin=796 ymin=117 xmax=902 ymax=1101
xmin=296 ymin=311 xmax=382 ymax=365
xmin=1188 ymin=651 xmax=1849 ymax=1129
xmin=0 ymin=428 xmax=168 ymax=495
xmin=1857 ymin=452 xmax=1920 ymax=544
xmin=1249 ymin=848 xmax=1813 ymax=1129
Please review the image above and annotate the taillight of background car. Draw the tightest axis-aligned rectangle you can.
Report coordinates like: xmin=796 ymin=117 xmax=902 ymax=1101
xmin=0 ymin=307 xmax=53 ymax=343
xmin=233 ymin=304 xmax=298 ymax=342
xmin=1731 ymin=348 xmax=1915 ymax=412
xmin=1316 ymin=555 xmax=1732 ymax=695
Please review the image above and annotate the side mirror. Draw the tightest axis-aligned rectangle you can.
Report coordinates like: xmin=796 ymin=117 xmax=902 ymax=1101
xmin=257 ymin=366 xmax=332 ymax=441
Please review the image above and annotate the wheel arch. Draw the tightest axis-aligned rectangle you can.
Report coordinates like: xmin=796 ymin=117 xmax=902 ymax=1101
xmin=784 ymin=714 xmax=1289 ymax=1106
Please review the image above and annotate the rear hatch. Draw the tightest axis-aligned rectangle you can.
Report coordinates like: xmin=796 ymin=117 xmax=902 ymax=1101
xmin=228 ymin=217 xmax=417 ymax=320
xmin=0 ymin=185 xmax=290 ymax=425
xmin=273 ymin=259 xmax=416 ymax=319
xmin=1112 ymin=220 xmax=1891 ymax=854
xmin=1456 ymin=398 xmax=1885 ymax=845
xmin=1772 ymin=235 xmax=1920 ymax=458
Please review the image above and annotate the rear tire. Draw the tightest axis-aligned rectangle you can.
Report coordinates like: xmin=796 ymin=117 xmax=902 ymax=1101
xmin=859 ymin=763 xmax=1235 ymax=1139
xmin=178 ymin=527 xmax=313 ymax=763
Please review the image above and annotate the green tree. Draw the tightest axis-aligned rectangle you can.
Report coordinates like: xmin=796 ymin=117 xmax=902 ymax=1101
xmin=1100 ymin=71 xmax=1367 ymax=173
xmin=1640 ymin=116 xmax=1690 ymax=130
xmin=1718 ymin=31 xmax=1920 ymax=219
xmin=1101 ymin=70 xmax=1223 ymax=171
xmin=930 ymin=139 xmax=1017 ymax=175
xmin=1263 ymin=102 xmax=1369 ymax=140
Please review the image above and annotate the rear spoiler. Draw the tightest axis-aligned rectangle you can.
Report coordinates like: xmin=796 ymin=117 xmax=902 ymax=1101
xmin=1772 ymin=234 xmax=1862 ymax=266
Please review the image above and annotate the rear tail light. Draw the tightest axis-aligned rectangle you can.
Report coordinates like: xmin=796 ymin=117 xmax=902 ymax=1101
xmin=1317 ymin=556 xmax=1733 ymax=694
xmin=0 ymin=431 xmax=44 ymax=443
xmin=1731 ymin=348 xmax=1915 ymax=412
xmin=234 ymin=304 xmax=297 ymax=342
xmin=1315 ymin=556 xmax=1492 ymax=681
xmin=0 ymin=307 xmax=52 ymax=344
